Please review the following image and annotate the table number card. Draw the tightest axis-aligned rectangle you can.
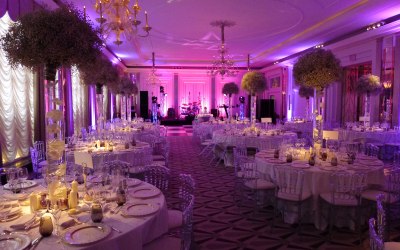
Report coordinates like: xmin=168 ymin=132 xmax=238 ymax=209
xmin=74 ymin=151 xmax=94 ymax=169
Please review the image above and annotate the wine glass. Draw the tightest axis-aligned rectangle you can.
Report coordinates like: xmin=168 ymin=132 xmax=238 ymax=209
xmin=51 ymin=203 xmax=62 ymax=236
xmin=18 ymin=168 xmax=28 ymax=185
xmin=6 ymin=169 xmax=20 ymax=193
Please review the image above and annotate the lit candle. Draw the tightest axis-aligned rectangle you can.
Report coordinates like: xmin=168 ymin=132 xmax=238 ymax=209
xmin=83 ymin=6 xmax=86 ymax=20
xmin=145 ymin=11 xmax=148 ymax=25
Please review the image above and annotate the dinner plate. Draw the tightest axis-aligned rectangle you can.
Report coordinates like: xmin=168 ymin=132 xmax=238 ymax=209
xmin=266 ymin=159 xmax=286 ymax=164
xmin=348 ymin=164 xmax=372 ymax=170
xmin=291 ymin=162 xmax=311 ymax=169
xmin=0 ymin=206 xmax=21 ymax=219
xmin=1 ymin=193 xmax=29 ymax=201
xmin=3 ymin=180 xmax=37 ymax=190
xmin=10 ymin=214 xmax=36 ymax=230
xmin=127 ymin=178 xmax=142 ymax=188
xmin=121 ymin=203 xmax=159 ymax=217
xmin=128 ymin=187 xmax=161 ymax=199
xmin=63 ymin=223 xmax=111 ymax=246
xmin=0 ymin=233 xmax=31 ymax=250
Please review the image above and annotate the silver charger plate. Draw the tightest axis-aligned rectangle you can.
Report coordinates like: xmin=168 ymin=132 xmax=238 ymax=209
xmin=63 ymin=223 xmax=111 ymax=246
xmin=0 ymin=233 xmax=31 ymax=250
xmin=3 ymin=180 xmax=37 ymax=190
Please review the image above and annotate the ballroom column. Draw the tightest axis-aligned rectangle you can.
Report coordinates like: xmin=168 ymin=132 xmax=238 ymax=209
xmin=393 ymin=35 xmax=400 ymax=126
xmin=370 ymin=37 xmax=383 ymax=124
xmin=174 ymin=73 xmax=179 ymax=118
xmin=34 ymin=67 xmax=46 ymax=142
xmin=211 ymin=76 xmax=216 ymax=110
xmin=62 ymin=67 xmax=74 ymax=137
xmin=88 ymin=85 xmax=96 ymax=129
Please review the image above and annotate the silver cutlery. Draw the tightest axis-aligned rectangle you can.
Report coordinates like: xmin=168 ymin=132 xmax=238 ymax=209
xmin=110 ymin=225 xmax=122 ymax=233
xmin=30 ymin=236 xmax=43 ymax=250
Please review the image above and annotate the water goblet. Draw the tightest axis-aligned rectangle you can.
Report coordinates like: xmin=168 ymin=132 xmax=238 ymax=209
xmin=6 ymin=169 xmax=20 ymax=193
xmin=18 ymin=168 xmax=28 ymax=186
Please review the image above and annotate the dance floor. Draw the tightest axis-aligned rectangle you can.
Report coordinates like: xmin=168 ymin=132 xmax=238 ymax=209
xmin=165 ymin=126 xmax=400 ymax=250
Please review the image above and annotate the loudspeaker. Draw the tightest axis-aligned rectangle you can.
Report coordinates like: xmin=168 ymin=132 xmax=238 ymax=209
xmin=211 ymin=109 xmax=219 ymax=118
xmin=258 ymin=99 xmax=275 ymax=123
xmin=140 ymin=91 xmax=149 ymax=119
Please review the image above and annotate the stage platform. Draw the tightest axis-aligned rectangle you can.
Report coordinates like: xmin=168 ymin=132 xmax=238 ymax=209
xmin=160 ymin=118 xmax=193 ymax=126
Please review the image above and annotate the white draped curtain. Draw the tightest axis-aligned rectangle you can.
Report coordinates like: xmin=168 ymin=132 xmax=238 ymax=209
xmin=71 ymin=67 xmax=88 ymax=136
xmin=0 ymin=13 xmax=34 ymax=163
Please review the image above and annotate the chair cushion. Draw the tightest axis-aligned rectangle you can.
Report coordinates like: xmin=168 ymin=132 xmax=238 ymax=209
xmin=384 ymin=242 xmax=400 ymax=250
xmin=244 ymin=179 xmax=275 ymax=190
xmin=143 ymin=235 xmax=181 ymax=250
xmin=167 ymin=209 xmax=183 ymax=230
xmin=361 ymin=189 xmax=399 ymax=204
xmin=320 ymin=192 xmax=358 ymax=206
xmin=277 ymin=190 xmax=311 ymax=202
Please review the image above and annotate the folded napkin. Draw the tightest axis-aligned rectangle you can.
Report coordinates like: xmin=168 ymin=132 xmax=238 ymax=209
xmin=10 ymin=214 xmax=35 ymax=230
xmin=60 ymin=218 xmax=78 ymax=229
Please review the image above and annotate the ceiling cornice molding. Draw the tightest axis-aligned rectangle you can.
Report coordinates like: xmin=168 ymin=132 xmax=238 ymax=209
xmin=260 ymin=13 xmax=400 ymax=69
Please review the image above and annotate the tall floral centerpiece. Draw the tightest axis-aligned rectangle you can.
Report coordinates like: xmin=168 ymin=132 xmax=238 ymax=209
xmin=1 ymin=5 xmax=102 ymax=203
xmin=293 ymin=49 xmax=342 ymax=149
xmin=222 ymin=82 xmax=239 ymax=122
xmin=355 ymin=74 xmax=381 ymax=127
xmin=81 ymin=56 xmax=119 ymax=130
xmin=298 ymin=86 xmax=314 ymax=121
xmin=241 ymin=71 xmax=267 ymax=126
xmin=110 ymin=76 xmax=138 ymax=121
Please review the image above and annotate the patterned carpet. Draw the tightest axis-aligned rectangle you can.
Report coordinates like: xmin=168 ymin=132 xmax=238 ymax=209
xmin=164 ymin=126 xmax=400 ymax=250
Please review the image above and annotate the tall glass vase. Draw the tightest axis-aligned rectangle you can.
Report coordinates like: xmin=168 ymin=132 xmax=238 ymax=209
xmin=127 ymin=96 xmax=132 ymax=122
xmin=120 ymin=95 xmax=127 ymax=121
xmin=95 ymin=85 xmax=104 ymax=133
xmin=228 ymin=95 xmax=232 ymax=123
xmin=313 ymin=89 xmax=324 ymax=150
xmin=364 ymin=92 xmax=371 ymax=127
xmin=251 ymin=95 xmax=257 ymax=126
xmin=44 ymin=64 xmax=66 ymax=205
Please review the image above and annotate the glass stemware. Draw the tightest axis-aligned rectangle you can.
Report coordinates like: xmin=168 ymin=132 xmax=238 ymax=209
xmin=51 ymin=203 xmax=62 ymax=236
xmin=6 ymin=169 xmax=20 ymax=193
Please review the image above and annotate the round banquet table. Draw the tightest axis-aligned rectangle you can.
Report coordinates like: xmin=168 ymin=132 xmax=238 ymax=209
xmin=65 ymin=141 xmax=153 ymax=168
xmin=0 ymin=180 xmax=168 ymax=250
xmin=338 ymin=129 xmax=400 ymax=143
xmin=255 ymin=150 xmax=385 ymax=230
xmin=212 ymin=130 xmax=298 ymax=149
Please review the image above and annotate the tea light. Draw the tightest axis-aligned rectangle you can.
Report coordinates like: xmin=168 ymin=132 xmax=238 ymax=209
xmin=39 ymin=213 xmax=54 ymax=237
xmin=91 ymin=202 xmax=103 ymax=223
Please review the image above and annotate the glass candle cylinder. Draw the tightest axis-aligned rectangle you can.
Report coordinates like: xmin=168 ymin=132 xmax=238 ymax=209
xmin=39 ymin=214 xmax=54 ymax=237
xmin=91 ymin=202 xmax=103 ymax=223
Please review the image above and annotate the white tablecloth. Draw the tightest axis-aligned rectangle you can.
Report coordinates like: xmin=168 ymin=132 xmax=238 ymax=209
xmin=66 ymin=141 xmax=153 ymax=169
xmin=255 ymin=151 xmax=385 ymax=229
xmin=0 ymin=181 xmax=168 ymax=250
xmin=213 ymin=130 xmax=297 ymax=149
xmin=338 ymin=129 xmax=400 ymax=143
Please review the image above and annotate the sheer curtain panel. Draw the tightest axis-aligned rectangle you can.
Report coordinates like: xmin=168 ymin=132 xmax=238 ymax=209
xmin=0 ymin=13 xmax=34 ymax=163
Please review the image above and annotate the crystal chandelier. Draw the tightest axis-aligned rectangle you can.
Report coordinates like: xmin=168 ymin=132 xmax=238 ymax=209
xmin=208 ymin=20 xmax=238 ymax=79
xmin=147 ymin=52 xmax=161 ymax=85
xmin=94 ymin=0 xmax=152 ymax=45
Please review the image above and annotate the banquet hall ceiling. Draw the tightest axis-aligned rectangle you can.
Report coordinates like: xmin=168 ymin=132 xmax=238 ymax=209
xmin=38 ymin=0 xmax=400 ymax=69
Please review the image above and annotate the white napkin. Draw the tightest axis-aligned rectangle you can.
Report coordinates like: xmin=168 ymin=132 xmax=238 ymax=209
xmin=10 ymin=214 xmax=35 ymax=230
